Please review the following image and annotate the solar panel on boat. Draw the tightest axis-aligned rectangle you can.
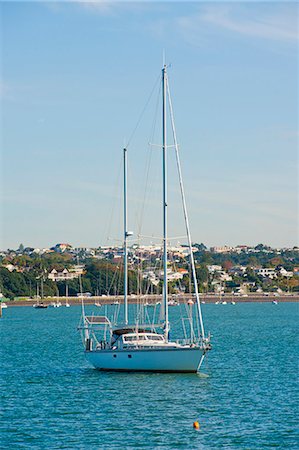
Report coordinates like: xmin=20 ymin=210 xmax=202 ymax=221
xmin=85 ymin=316 xmax=110 ymax=324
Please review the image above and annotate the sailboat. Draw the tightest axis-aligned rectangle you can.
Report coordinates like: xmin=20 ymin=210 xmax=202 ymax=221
xmin=33 ymin=281 xmax=48 ymax=308
xmin=65 ymin=283 xmax=70 ymax=307
xmin=78 ymin=64 xmax=211 ymax=372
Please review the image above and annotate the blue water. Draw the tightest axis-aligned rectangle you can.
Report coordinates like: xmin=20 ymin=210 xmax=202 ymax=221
xmin=0 ymin=303 xmax=298 ymax=449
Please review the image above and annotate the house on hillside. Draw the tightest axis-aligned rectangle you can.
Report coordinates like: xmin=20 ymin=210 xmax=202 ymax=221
xmin=207 ymin=265 xmax=222 ymax=273
xmin=210 ymin=246 xmax=233 ymax=253
xmin=254 ymin=268 xmax=276 ymax=279
xmin=48 ymin=268 xmax=82 ymax=281
xmin=277 ymin=267 xmax=293 ymax=278
xmin=52 ymin=243 xmax=73 ymax=253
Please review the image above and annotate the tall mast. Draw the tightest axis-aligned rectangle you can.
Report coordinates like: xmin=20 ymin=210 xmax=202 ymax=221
xmin=123 ymin=147 xmax=128 ymax=324
xmin=166 ymin=79 xmax=205 ymax=339
xmin=162 ymin=65 xmax=169 ymax=340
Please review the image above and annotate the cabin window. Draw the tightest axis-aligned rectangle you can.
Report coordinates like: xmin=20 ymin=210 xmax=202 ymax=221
xmin=124 ymin=336 xmax=135 ymax=342
xmin=147 ymin=335 xmax=163 ymax=341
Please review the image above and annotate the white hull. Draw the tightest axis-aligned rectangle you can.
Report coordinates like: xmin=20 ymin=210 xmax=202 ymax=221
xmin=85 ymin=347 xmax=204 ymax=373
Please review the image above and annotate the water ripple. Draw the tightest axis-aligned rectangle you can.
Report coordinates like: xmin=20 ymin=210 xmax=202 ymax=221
xmin=0 ymin=304 xmax=298 ymax=449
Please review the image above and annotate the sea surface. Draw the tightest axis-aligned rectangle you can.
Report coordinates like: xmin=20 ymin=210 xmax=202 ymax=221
xmin=0 ymin=303 xmax=298 ymax=449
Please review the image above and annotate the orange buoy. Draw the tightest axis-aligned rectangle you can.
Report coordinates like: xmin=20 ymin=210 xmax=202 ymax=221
xmin=193 ymin=421 xmax=200 ymax=430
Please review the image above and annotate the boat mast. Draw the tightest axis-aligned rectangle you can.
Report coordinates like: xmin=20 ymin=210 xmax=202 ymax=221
xmin=166 ymin=80 xmax=205 ymax=339
xmin=162 ymin=65 xmax=169 ymax=340
xmin=123 ymin=147 xmax=128 ymax=325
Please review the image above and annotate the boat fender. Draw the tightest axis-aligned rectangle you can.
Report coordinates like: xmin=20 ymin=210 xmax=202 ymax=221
xmin=193 ymin=421 xmax=200 ymax=430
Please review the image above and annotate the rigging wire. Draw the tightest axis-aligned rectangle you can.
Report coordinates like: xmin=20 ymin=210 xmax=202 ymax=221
xmin=125 ymin=74 xmax=161 ymax=149
xmin=135 ymin=81 xmax=162 ymax=237
xmin=167 ymin=74 xmax=206 ymax=339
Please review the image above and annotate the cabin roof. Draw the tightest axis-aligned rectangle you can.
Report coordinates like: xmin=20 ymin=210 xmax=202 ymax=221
xmin=112 ymin=327 xmax=154 ymax=336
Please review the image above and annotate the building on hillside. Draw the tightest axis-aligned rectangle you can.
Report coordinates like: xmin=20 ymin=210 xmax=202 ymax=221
xmin=218 ymin=271 xmax=232 ymax=282
xmin=142 ymin=270 xmax=160 ymax=286
xmin=52 ymin=243 xmax=73 ymax=253
xmin=234 ymin=282 xmax=255 ymax=294
xmin=254 ymin=268 xmax=276 ymax=279
xmin=32 ymin=248 xmax=53 ymax=255
xmin=159 ymin=269 xmax=184 ymax=281
xmin=48 ymin=268 xmax=82 ymax=281
xmin=112 ymin=254 xmax=122 ymax=264
xmin=69 ymin=265 xmax=85 ymax=276
xmin=228 ymin=266 xmax=247 ymax=276
xmin=210 ymin=246 xmax=233 ymax=253
xmin=207 ymin=265 xmax=222 ymax=273
xmin=177 ymin=268 xmax=189 ymax=276
xmin=278 ymin=267 xmax=293 ymax=278
xmin=233 ymin=245 xmax=249 ymax=252
xmin=3 ymin=264 xmax=18 ymax=272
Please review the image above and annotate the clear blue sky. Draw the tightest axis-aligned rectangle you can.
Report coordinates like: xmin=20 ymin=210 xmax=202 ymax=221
xmin=1 ymin=1 xmax=298 ymax=250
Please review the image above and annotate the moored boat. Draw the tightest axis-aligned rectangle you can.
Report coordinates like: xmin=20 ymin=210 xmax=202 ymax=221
xmin=78 ymin=64 xmax=211 ymax=372
xmin=33 ymin=302 xmax=48 ymax=309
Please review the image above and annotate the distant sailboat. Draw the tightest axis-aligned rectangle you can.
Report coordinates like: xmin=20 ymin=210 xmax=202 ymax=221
xmin=33 ymin=280 xmax=47 ymax=308
xmin=168 ymin=299 xmax=179 ymax=306
xmin=33 ymin=302 xmax=47 ymax=309
xmin=65 ymin=283 xmax=70 ymax=307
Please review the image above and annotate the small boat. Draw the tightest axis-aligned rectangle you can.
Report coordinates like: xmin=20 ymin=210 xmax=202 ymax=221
xmin=49 ymin=301 xmax=61 ymax=308
xmin=168 ymin=299 xmax=179 ymax=306
xmin=1 ymin=302 xmax=8 ymax=309
xmin=95 ymin=302 xmax=102 ymax=307
xmin=33 ymin=302 xmax=48 ymax=309
xmin=65 ymin=284 xmax=70 ymax=307
xmin=231 ymin=301 xmax=236 ymax=305
xmin=221 ymin=301 xmax=227 ymax=305
xmin=272 ymin=300 xmax=278 ymax=305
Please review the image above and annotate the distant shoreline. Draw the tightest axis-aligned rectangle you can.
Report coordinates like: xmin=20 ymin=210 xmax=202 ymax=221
xmin=3 ymin=294 xmax=299 ymax=307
